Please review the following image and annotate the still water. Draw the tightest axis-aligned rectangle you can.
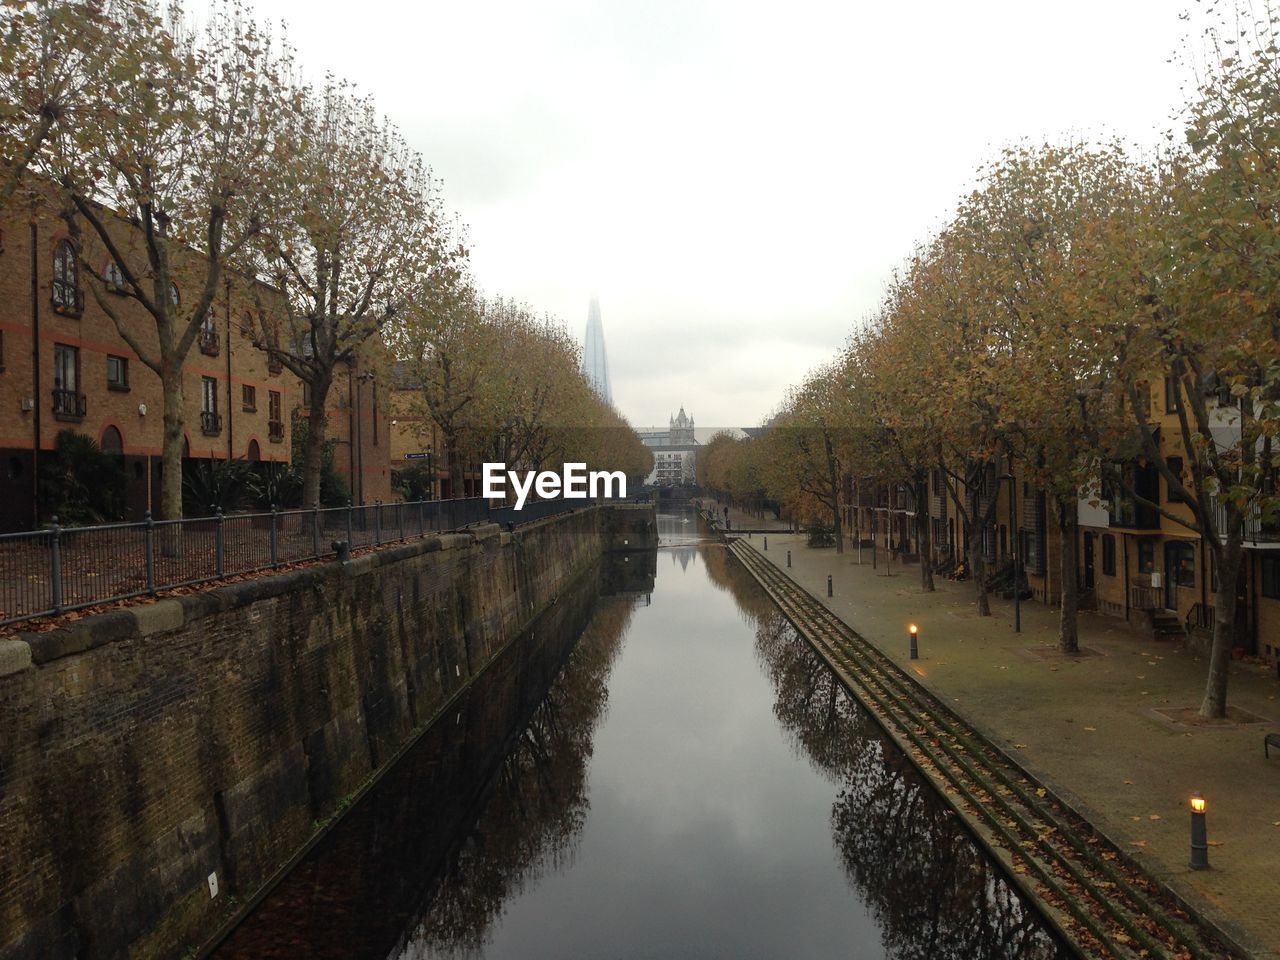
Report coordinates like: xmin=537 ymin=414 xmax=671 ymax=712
xmin=214 ymin=507 xmax=1065 ymax=960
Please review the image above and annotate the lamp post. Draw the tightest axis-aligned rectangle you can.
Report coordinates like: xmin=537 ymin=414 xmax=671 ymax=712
xmin=1189 ymin=793 xmax=1209 ymax=870
xmin=996 ymin=472 xmax=1021 ymax=633
xmin=909 ymin=623 xmax=919 ymax=660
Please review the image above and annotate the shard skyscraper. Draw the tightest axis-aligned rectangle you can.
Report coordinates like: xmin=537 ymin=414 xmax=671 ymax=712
xmin=581 ymin=296 xmax=613 ymax=406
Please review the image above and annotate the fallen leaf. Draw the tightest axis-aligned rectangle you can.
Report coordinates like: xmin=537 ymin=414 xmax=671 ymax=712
xmin=1207 ymin=840 xmax=1224 ymax=847
xmin=1130 ymin=840 xmax=1147 ymax=848
xmin=1123 ymin=779 xmax=1134 ymax=785
xmin=1035 ymin=787 xmax=1047 ymax=798
xmin=1083 ymin=726 xmax=1097 ymax=732
xmin=1148 ymin=814 xmax=1162 ymax=821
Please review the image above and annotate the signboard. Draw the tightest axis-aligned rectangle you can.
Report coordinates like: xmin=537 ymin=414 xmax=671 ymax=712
xmin=403 ymin=452 xmax=431 ymax=460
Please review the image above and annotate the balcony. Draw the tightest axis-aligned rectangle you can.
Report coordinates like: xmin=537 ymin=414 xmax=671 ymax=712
xmin=200 ymin=410 xmax=222 ymax=436
xmin=268 ymin=419 xmax=285 ymax=442
xmin=1216 ymin=501 xmax=1280 ymax=544
xmin=51 ymin=388 xmax=86 ymax=420
xmin=51 ymin=289 xmax=84 ymax=318
xmin=198 ymin=326 xmax=220 ymax=357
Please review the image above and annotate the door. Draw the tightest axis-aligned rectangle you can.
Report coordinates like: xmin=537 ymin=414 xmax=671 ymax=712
xmin=1164 ymin=541 xmax=1193 ymax=611
xmin=1083 ymin=532 xmax=1095 ymax=591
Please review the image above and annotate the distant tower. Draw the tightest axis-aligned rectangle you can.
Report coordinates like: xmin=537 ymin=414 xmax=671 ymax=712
xmin=582 ymin=297 xmax=612 ymax=405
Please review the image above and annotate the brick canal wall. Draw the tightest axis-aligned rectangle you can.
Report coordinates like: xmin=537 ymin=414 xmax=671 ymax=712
xmin=0 ymin=504 xmax=649 ymax=960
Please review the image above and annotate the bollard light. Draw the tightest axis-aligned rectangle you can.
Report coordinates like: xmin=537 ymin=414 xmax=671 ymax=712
xmin=1189 ymin=792 xmax=1209 ymax=870
xmin=909 ymin=623 xmax=919 ymax=660
xmin=787 ymin=549 xmax=792 ymax=568
xmin=764 ymin=536 xmax=768 ymax=550
xmin=827 ymin=574 xmax=833 ymax=597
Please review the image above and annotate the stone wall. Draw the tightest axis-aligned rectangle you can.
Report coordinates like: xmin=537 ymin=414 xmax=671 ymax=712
xmin=0 ymin=505 xmax=623 ymax=960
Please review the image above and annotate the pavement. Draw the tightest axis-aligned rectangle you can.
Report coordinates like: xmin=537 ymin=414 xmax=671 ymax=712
xmin=738 ymin=532 xmax=1280 ymax=959
xmin=701 ymin=499 xmax=793 ymax=532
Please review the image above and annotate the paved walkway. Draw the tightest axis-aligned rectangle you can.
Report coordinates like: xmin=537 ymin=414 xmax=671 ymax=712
xmin=739 ymin=533 xmax=1280 ymax=959
xmin=700 ymin=499 xmax=793 ymax=532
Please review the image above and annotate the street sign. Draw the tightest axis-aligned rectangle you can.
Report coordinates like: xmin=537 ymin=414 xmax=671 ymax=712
xmin=403 ymin=452 xmax=431 ymax=460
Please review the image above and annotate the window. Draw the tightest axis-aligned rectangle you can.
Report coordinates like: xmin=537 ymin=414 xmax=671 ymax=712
xmin=52 ymin=240 xmax=80 ymax=313
xmin=1262 ymin=556 xmax=1280 ymax=600
xmin=201 ymin=377 xmax=220 ymax=434
xmin=168 ymin=282 xmax=180 ymax=309
xmin=106 ymin=354 xmax=128 ymax=390
xmin=1164 ymin=375 xmax=1179 ymax=414
xmin=1138 ymin=541 xmax=1154 ymax=574
xmin=198 ymin=313 xmax=219 ymax=356
xmin=1102 ymin=534 xmax=1116 ymax=577
xmin=240 ymin=312 xmax=254 ymax=339
xmin=52 ymin=343 xmax=83 ymax=418
xmin=242 ymin=384 xmax=256 ymax=411
xmin=268 ymin=389 xmax=283 ymax=441
xmin=301 ymin=380 xmax=313 ymax=409
xmin=104 ymin=261 xmax=125 ymax=293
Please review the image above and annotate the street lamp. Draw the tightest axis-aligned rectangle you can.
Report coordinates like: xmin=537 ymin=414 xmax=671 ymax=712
xmin=996 ymin=472 xmax=1021 ymax=633
xmin=909 ymin=623 xmax=919 ymax=660
xmin=1189 ymin=793 xmax=1209 ymax=870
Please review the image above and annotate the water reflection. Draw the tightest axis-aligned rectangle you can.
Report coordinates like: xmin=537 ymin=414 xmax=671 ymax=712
xmin=212 ymin=560 xmax=639 ymax=960
xmin=715 ymin=552 xmax=1064 ymax=959
xmin=216 ymin=512 xmax=1063 ymax=960
xmin=394 ymin=595 xmax=636 ymax=959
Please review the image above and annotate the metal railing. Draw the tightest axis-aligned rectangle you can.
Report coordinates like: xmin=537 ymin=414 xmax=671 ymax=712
xmin=0 ymin=495 xmax=599 ymax=627
xmin=52 ymin=388 xmax=86 ymax=418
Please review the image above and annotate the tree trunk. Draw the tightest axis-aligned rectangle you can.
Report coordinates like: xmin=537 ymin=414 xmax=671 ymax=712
xmin=831 ymin=499 xmax=844 ymax=554
xmin=969 ymin=538 xmax=990 ymax=616
xmin=445 ymin=429 xmax=464 ymax=499
xmin=1056 ymin=495 xmax=1079 ymax=654
xmin=917 ymin=480 xmax=935 ymax=592
xmin=1200 ymin=539 xmax=1242 ymax=719
xmin=301 ymin=376 xmax=331 ymax=507
xmin=160 ymin=364 xmax=185 ymax=521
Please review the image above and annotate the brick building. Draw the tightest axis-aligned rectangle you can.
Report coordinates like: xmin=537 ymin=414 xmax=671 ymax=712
xmin=836 ymin=379 xmax=1280 ymax=669
xmin=0 ymin=195 xmax=390 ymax=531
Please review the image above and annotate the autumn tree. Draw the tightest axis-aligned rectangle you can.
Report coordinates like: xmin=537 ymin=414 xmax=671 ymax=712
xmin=253 ymin=80 xmax=452 ymax=506
xmin=0 ymin=0 xmax=143 ymax=206
xmin=763 ymin=364 xmax=850 ymax=552
xmin=961 ymin=142 xmax=1136 ymax=652
xmin=1099 ymin=12 xmax=1280 ymax=716
xmin=51 ymin=1 xmax=287 ymax=520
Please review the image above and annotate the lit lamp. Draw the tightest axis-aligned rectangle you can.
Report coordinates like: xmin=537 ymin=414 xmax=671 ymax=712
xmin=909 ymin=623 xmax=919 ymax=660
xmin=1189 ymin=793 xmax=1209 ymax=870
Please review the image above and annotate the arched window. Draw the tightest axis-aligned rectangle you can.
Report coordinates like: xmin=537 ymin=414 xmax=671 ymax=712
xmin=101 ymin=425 xmax=123 ymax=456
xmin=246 ymin=439 xmax=260 ymax=462
xmin=52 ymin=240 xmax=80 ymax=312
xmin=168 ymin=282 xmax=180 ymax=309
xmin=104 ymin=261 xmax=125 ymax=292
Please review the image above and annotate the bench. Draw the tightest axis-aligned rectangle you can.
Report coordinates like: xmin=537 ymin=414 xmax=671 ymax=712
xmin=1267 ymin=732 xmax=1280 ymax=759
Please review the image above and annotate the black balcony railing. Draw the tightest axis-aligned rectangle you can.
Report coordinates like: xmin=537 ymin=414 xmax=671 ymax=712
xmin=198 ymin=327 xmax=220 ymax=356
xmin=51 ymin=388 xmax=86 ymax=419
xmin=200 ymin=411 xmax=222 ymax=435
xmin=268 ymin=419 xmax=284 ymax=442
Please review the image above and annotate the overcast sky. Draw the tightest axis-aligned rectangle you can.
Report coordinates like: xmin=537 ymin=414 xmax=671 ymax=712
xmin=255 ymin=0 xmax=1202 ymax=429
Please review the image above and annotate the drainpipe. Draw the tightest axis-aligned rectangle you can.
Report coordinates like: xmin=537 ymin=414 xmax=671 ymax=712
xmin=347 ymin=366 xmax=356 ymax=503
xmin=225 ymin=278 xmax=232 ymax=459
xmin=30 ymin=221 xmax=41 ymax=526
xmin=1123 ymin=536 xmax=1130 ymax=623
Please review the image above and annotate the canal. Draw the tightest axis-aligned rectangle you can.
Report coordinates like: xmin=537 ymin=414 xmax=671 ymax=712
xmin=211 ymin=507 xmax=1065 ymax=960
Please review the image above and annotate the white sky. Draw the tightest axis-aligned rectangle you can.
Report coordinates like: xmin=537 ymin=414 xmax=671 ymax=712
xmin=253 ymin=0 xmax=1204 ymax=429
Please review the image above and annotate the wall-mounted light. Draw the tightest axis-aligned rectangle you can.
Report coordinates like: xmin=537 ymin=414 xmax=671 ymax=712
xmin=138 ymin=403 xmax=147 ymax=416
